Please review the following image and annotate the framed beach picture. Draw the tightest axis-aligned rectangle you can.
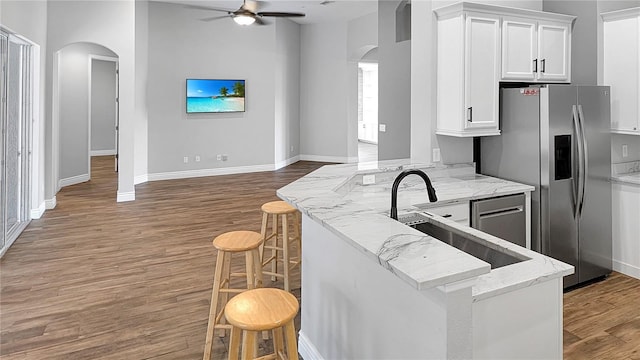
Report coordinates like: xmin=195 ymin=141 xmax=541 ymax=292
xmin=186 ymin=79 xmax=246 ymax=113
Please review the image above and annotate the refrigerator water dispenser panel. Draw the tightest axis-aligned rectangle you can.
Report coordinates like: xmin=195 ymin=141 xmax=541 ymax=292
xmin=554 ymin=135 xmax=572 ymax=180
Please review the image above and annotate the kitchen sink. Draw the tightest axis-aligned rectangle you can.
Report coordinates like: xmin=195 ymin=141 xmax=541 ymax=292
xmin=399 ymin=212 xmax=526 ymax=269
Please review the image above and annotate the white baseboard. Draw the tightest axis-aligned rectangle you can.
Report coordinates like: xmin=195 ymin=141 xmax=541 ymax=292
xmin=30 ymin=202 xmax=46 ymax=219
xmin=59 ymin=174 xmax=90 ymax=188
xmin=275 ymin=155 xmax=300 ymax=170
xmin=91 ymin=149 xmax=116 ymax=156
xmin=45 ymin=197 xmax=57 ymax=209
xmin=613 ymin=259 xmax=640 ymax=280
xmin=147 ymin=164 xmax=274 ymax=182
xmin=299 ymin=154 xmax=352 ymax=164
xmin=117 ymin=191 xmax=135 ymax=202
xmin=134 ymin=174 xmax=148 ymax=185
xmin=298 ymin=331 xmax=323 ymax=360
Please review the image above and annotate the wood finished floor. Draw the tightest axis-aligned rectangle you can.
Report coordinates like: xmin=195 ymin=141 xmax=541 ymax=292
xmin=1 ymin=156 xmax=639 ymax=359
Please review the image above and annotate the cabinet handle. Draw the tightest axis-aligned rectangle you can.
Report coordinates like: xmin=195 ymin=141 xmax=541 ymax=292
xmin=442 ymin=214 xmax=453 ymax=218
xmin=467 ymin=107 xmax=473 ymax=122
xmin=533 ymin=59 xmax=538 ymax=73
xmin=541 ymin=59 xmax=546 ymax=73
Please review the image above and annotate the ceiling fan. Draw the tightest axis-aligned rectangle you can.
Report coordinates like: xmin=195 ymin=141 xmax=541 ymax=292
xmin=187 ymin=0 xmax=305 ymax=26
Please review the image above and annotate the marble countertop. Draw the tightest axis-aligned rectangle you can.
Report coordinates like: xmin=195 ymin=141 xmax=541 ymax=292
xmin=277 ymin=160 xmax=573 ymax=300
xmin=612 ymin=161 xmax=640 ymax=186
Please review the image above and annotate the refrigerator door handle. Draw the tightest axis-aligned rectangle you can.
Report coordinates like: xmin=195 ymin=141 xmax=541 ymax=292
xmin=577 ymin=104 xmax=589 ymax=217
xmin=571 ymin=105 xmax=584 ymax=218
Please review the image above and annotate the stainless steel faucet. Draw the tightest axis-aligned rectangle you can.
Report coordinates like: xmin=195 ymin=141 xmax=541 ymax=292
xmin=390 ymin=169 xmax=438 ymax=220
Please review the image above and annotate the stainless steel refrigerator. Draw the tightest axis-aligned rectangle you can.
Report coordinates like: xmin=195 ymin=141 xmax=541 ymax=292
xmin=480 ymin=85 xmax=612 ymax=288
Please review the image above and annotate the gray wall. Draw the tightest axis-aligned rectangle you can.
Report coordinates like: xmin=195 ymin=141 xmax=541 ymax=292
xmin=378 ymin=0 xmax=411 ymax=161
xmin=275 ymin=17 xmax=301 ymax=166
xmin=147 ymin=2 xmax=301 ymax=174
xmin=58 ymin=43 xmax=117 ymax=182
xmin=300 ymin=21 xmax=350 ymax=161
xmin=91 ymin=59 xmax=117 ymax=154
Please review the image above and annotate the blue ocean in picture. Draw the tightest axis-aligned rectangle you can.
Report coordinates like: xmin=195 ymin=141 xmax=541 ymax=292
xmin=186 ymin=79 xmax=246 ymax=113
xmin=187 ymin=97 xmax=245 ymax=113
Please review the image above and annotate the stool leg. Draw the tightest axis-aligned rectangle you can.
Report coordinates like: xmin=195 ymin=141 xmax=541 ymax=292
xmin=294 ymin=211 xmax=302 ymax=264
xmin=271 ymin=214 xmax=279 ymax=282
xmin=204 ymin=250 xmax=226 ymax=360
xmin=284 ymin=321 xmax=299 ymax=360
xmin=273 ymin=327 xmax=285 ymax=358
xmin=228 ymin=326 xmax=241 ymax=360
xmin=282 ymin=214 xmax=291 ymax=292
xmin=251 ymin=248 xmax=263 ymax=288
xmin=245 ymin=251 xmax=256 ymax=290
xmin=241 ymin=330 xmax=257 ymax=360
xmin=259 ymin=212 xmax=269 ymax=260
xmin=217 ymin=252 xmax=232 ymax=337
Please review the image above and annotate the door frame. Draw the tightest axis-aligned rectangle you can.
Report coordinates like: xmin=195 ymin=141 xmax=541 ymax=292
xmin=87 ymin=55 xmax=119 ymax=178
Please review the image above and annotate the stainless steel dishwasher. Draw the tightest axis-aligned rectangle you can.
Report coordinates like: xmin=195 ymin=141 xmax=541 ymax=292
xmin=471 ymin=194 xmax=526 ymax=247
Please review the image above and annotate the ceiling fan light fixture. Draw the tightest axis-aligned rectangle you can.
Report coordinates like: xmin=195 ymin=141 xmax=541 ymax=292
xmin=233 ymin=14 xmax=256 ymax=25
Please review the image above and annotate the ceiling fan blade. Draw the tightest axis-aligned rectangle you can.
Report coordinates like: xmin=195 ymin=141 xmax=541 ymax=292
xmin=201 ymin=15 xmax=230 ymax=22
xmin=243 ymin=0 xmax=261 ymax=13
xmin=184 ymin=4 xmax=234 ymax=13
xmin=253 ymin=16 xmax=268 ymax=25
xmin=257 ymin=12 xmax=305 ymax=18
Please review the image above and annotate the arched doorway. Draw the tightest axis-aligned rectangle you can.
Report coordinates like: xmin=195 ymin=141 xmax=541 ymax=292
xmin=357 ymin=47 xmax=378 ymax=163
xmin=53 ymin=42 xmax=119 ymax=193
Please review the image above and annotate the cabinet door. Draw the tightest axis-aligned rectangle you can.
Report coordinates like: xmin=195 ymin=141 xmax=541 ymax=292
xmin=465 ymin=14 xmax=500 ymax=131
xmin=501 ymin=17 xmax=537 ymax=81
xmin=537 ymin=21 xmax=571 ymax=82
xmin=604 ymin=15 xmax=639 ymax=134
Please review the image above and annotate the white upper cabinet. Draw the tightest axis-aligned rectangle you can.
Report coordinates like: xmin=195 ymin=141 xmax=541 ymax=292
xmin=602 ymin=8 xmax=640 ymax=135
xmin=435 ymin=8 xmax=501 ymax=137
xmin=434 ymin=2 xmax=575 ymax=137
xmin=502 ymin=18 xmax=572 ymax=82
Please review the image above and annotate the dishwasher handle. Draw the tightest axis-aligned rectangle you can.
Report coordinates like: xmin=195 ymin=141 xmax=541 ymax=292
xmin=477 ymin=206 xmax=523 ymax=219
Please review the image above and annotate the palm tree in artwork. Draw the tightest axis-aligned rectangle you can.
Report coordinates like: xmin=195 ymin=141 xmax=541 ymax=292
xmin=220 ymin=87 xmax=228 ymax=97
xmin=233 ymin=81 xmax=245 ymax=97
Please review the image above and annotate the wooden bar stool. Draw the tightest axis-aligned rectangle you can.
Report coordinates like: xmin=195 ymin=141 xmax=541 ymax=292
xmin=204 ymin=231 xmax=264 ymax=360
xmin=260 ymin=201 xmax=301 ymax=292
xmin=225 ymin=288 xmax=299 ymax=360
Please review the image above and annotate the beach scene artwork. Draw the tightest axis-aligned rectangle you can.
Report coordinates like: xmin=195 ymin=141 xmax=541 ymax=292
xmin=186 ymin=79 xmax=245 ymax=113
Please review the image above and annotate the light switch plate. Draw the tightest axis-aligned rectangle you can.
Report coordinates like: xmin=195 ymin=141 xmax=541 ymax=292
xmin=379 ymin=124 xmax=386 ymax=132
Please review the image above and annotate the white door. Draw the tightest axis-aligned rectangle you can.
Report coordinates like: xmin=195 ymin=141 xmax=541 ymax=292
xmin=501 ymin=17 xmax=537 ymax=81
xmin=0 ymin=31 xmax=32 ymax=255
xmin=537 ymin=22 xmax=570 ymax=82
xmin=464 ymin=13 xmax=500 ymax=131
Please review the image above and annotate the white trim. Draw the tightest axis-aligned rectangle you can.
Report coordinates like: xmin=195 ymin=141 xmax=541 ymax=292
xmin=613 ymin=259 xmax=640 ymax=280
xmin=30 ymin=202 xmax=46 ymax=219
xmin=117 ymin=190 xmax=135 ymax=202
xmin=45 ymin=196 xmax=57 ymax=209
xmin=0 ymin=235 xmax=19 ymax=258
xmin=298 ymin=331 xmax=323 ymax=360
xmin=59 ymin=173 xmax=90 ymax=188
xmin=275 ymin=155 xmax=300 ymax=170
xmin=299 ymin=154 xmax=351 ymax=163
xmin=147 ymin=164 xmax=274 ymax=182
xmin=134 ymin=174 xmax=148 ymax=185
xmin=91 ymin=149 xmax=117 ymax=156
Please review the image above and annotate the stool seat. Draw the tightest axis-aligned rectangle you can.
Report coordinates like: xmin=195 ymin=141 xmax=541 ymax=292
xmin=213 ymin=231 xmax=263 ymax=252
xmin=261 ymin=201 xmax=297 ymax=215
xmin=225 ymin=288 xmax=299 ymax=332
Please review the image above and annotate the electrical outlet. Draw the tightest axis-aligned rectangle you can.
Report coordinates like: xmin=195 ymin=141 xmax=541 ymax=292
xmin=379 ymin=124 xmax=386 ymax=132
xmin=195 ymin=155 xmax=201 ymax=162
xmin=433 ymin=148 xmax=441 ymax=162
xmin=290 ymin=146 xmax=294 ymax=153
xmin=222 ymin=154 xmax=228 ymax=161
xmin=216 ymin=154 xmax=222 ymax=161
xmin=183 ymin=156 xmax=189 ymax=164
xmin=622 ymin=144 xmax=628 ymax=158
xmin=362 ymin=174 xmax=376 ymax=185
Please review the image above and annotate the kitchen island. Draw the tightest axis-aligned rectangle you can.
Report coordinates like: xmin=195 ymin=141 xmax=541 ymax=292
xmin=277 ymin=160 xmax=574 ymax=359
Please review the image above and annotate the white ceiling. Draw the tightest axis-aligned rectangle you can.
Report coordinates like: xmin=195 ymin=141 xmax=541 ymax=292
xmin=151 ymin=0 xmax=378 ymax=25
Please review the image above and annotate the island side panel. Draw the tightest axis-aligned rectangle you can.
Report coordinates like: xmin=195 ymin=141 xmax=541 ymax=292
xmin=472 ymin=278 xmax=564 ymax=359
xmin=299 ymin=214 xmax=473 ymax=359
